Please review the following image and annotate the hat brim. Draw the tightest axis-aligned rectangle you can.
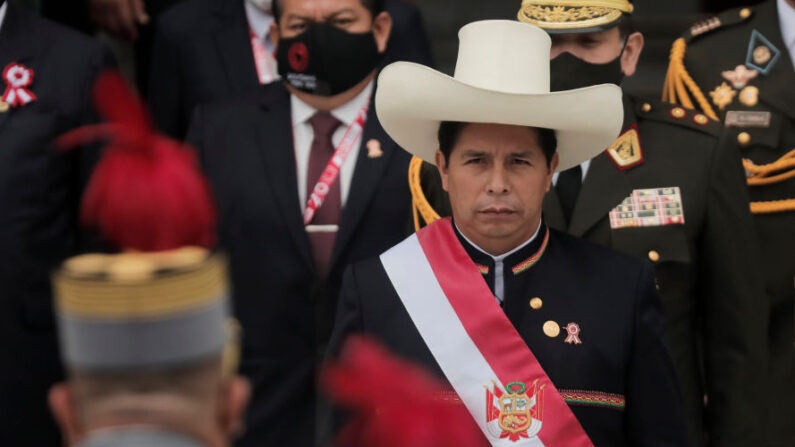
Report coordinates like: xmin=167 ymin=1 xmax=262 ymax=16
xmin=375 ymin=62 xmax=624 ymax=171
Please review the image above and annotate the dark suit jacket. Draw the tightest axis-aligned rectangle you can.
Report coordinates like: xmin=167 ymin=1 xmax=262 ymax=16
xmin=0 ymin=4 xmax=114 ymax=446
xmin=186 ymin=81 xmax=412 ymax=447
xmin=678 ymin=3 xmax=795 ymax=444
xmin=328 ymin=222 xmax=689 ymax=446
xmin=149 ymin=0 xmax=434 ymax=139
xmin=542 ymin=95 xmax=767 ymax=447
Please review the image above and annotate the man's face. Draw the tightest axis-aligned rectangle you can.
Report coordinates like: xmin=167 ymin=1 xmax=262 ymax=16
xmin=436 ymin=123 xmax=558 ymax=254
xmin=549 ymin=27 xmax=644 ymax=76
xmin=278 ymin=0 xmax=375 ymax=38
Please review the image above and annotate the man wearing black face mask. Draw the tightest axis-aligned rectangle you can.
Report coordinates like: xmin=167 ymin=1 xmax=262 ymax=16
xmin=185 ymin=1 xmax=413 ymax=446
xmin=409 ymin=2 xmax=768 ymax=447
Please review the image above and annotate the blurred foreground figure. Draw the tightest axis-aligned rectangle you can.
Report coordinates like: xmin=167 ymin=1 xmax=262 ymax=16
xmin=322 ymin=336 xmax=486 ymax=447
xmin=329 ymin=19 xmax=688 ymax=446
xmin=0 ymin=2 xmax=115 ymax=445
xmin=47 ymin=72 xmax=250 ymax=447
xmin=664 ymin=1 xmax=795 ymax=445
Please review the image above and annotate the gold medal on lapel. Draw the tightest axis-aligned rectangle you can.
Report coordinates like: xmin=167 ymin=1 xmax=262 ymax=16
xmin=0 ymin=101 xmax=9 ymax=113
xmin=709 ymin=82 xmax=736 ymax=110
xmin=739 ymin=86 xmax=759 ymax=107
xmin=605 ymin=125 xmax=643 ymax=170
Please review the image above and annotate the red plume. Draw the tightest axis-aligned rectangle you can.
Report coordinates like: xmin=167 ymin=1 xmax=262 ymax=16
xmin=320 ymin=336 xmax=487 ymax=447
xmin=57 ymin=71 xmax=215 ymax=251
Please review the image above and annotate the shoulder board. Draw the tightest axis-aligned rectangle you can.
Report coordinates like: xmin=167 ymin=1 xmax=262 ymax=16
xmin=683 ymin=5 xmax=755 ymax=43
xmin=635 ymin=100 xmax=722 ymax=137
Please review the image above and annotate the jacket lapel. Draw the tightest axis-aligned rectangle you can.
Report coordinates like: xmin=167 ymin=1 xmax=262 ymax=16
xmin=567 ymin=153 xmax=633 ymax=237
xmin=213 ymin=0 xmax=260 ymax=95
xmin=329 ymin=104 xmax=396 ymax=269
xmin=0 ymin=4 xmax=34 ymax=132
xmin=566 ymin=95 xmax=637 ymax=237
xmin=753 ymin=1 xmax=795 ymax=120
xmin=254 ymin=86 xmax=314 ymax=271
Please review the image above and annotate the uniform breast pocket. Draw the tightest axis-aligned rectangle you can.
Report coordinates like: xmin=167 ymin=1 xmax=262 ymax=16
xmin=611 ymin=225 xmax=691 ymax=265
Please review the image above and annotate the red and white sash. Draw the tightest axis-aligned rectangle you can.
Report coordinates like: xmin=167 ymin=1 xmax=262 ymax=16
xmin=379 ymin=218 xmax=593 ymax=447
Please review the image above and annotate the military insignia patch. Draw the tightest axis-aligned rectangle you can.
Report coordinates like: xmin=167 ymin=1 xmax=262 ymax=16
xmin=485 ymin=380 xmax=545 ymax=442
xmin=721 ymin=64 xmax=758 ymax=89
xmin=745 ymin=30 xmax=781 ymax=75
xmin=710 ymin=82 xmax=736 ymax=110
xmin=605 ymin=125 xmax=643 ymax=171
xmin=609 ymin=187 xmax=685 ymax=229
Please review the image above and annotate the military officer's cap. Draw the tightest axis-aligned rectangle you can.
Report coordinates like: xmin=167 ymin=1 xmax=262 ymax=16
xmin=517 ymin=0 xmax=634 ymax=34
xmin=52 ymin=71 xmax=239 ymax=375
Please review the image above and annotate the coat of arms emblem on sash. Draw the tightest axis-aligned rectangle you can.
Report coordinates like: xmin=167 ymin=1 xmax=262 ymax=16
xmin=485 ymin=380 xmax=545 ymax=441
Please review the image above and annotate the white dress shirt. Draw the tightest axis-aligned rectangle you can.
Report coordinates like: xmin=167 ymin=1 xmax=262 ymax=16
xmin=779 ymin=0 xmax=795 ymax=71
xmin=455 ymin=220 xmax=543 ymax=304
xmin=0 ymin=3 xmax=8 ymax=34
xmin=291 ymin=80 xmax=374 ymax=210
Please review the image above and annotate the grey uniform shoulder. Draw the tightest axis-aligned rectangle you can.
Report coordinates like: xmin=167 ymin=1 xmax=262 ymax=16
xmin=683 ymin=4 xmax=757 ymax=44
xmin=634 ymin=98 xmax=722 ymax=138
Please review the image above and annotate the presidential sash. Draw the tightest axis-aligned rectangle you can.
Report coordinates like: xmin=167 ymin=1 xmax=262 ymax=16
xmin=379 ymin=218 xmax=593 ymax=447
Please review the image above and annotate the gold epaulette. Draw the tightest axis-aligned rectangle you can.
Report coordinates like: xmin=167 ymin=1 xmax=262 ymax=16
xmin=409 ymin=156 xmax=441 ymax=231
xmin=662 ymin=6 xmax=755 ymax=118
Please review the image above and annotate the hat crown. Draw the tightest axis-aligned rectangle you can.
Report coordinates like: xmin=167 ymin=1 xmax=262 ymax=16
xmin=453 ymin=20 xmax=551 ymax=95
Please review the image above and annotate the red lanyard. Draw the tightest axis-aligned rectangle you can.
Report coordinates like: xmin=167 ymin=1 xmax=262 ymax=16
xmin=249 ymin=29 xmax=277 ymax=84
xmin=303 ymin=100 xmax=370 ymax=225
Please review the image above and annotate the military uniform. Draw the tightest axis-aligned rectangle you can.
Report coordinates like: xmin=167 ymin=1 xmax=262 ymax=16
xmin=663 ymin=2 xmax=795 ymax=445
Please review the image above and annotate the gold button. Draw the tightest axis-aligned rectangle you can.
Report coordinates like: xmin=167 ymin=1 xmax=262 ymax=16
xmin=739 ymin=8 xmax=751 ymax=19
xmin=648 ymin=250 xmax=661 ymax=262
xmin=641 ymin=103 xmax=652 ymax=113
xmin=0 ymin=101 xmax=9 ymax=113
xmin=670 ymin=107 xmax=686 ymax=119
xmin=529 ymin=297 xmax=543 ymax=310
xmin=738 ymin=132 xmax=751 ymax=146
xmin=543 ymin=320 xmax=560 ymax=338
xmin=693 ymin=114 xmax=709 ymax=125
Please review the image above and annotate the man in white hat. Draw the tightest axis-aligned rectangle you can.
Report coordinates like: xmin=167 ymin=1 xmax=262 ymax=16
xmin=327 ymin=20 xmax=688 ymax=446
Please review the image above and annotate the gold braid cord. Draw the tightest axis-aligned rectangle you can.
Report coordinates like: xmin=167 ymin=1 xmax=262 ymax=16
xmin=663 ymin=38 xmax=795 ymax=213
xmin=409 ymin=156 xmax=441 ymax=231
xmin=662 ymin=38 xmax=719 ymax=120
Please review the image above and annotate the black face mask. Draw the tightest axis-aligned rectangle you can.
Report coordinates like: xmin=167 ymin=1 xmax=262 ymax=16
xmin=549 ymin=51 xmax=625 ymax=92
xmin=276 ymin=23 xmax=381 ymax=97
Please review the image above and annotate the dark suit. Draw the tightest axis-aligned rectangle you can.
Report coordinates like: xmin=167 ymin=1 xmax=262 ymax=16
xmin=149 ymin=0 xmax=434 ymax=139
xmin=186 ymin=81 xmax=412 ymax=447
xmin=328 ymin=221 xmax=689 ymax=446
xmin=672 ymin=3 xmax=795 ymax=445
xmin=0 ymin=4 xmax=114 ymax=446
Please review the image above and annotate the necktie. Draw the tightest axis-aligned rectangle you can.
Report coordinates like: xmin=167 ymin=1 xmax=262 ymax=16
xmin=306 ymin=111 xmax=343 ymax=276
xmin=555 ymin=164 xmax=582 ymax=226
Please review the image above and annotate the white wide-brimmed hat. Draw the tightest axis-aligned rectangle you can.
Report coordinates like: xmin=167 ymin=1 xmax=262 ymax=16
xmin=375 ymin=20 xmax=624 ymax=171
